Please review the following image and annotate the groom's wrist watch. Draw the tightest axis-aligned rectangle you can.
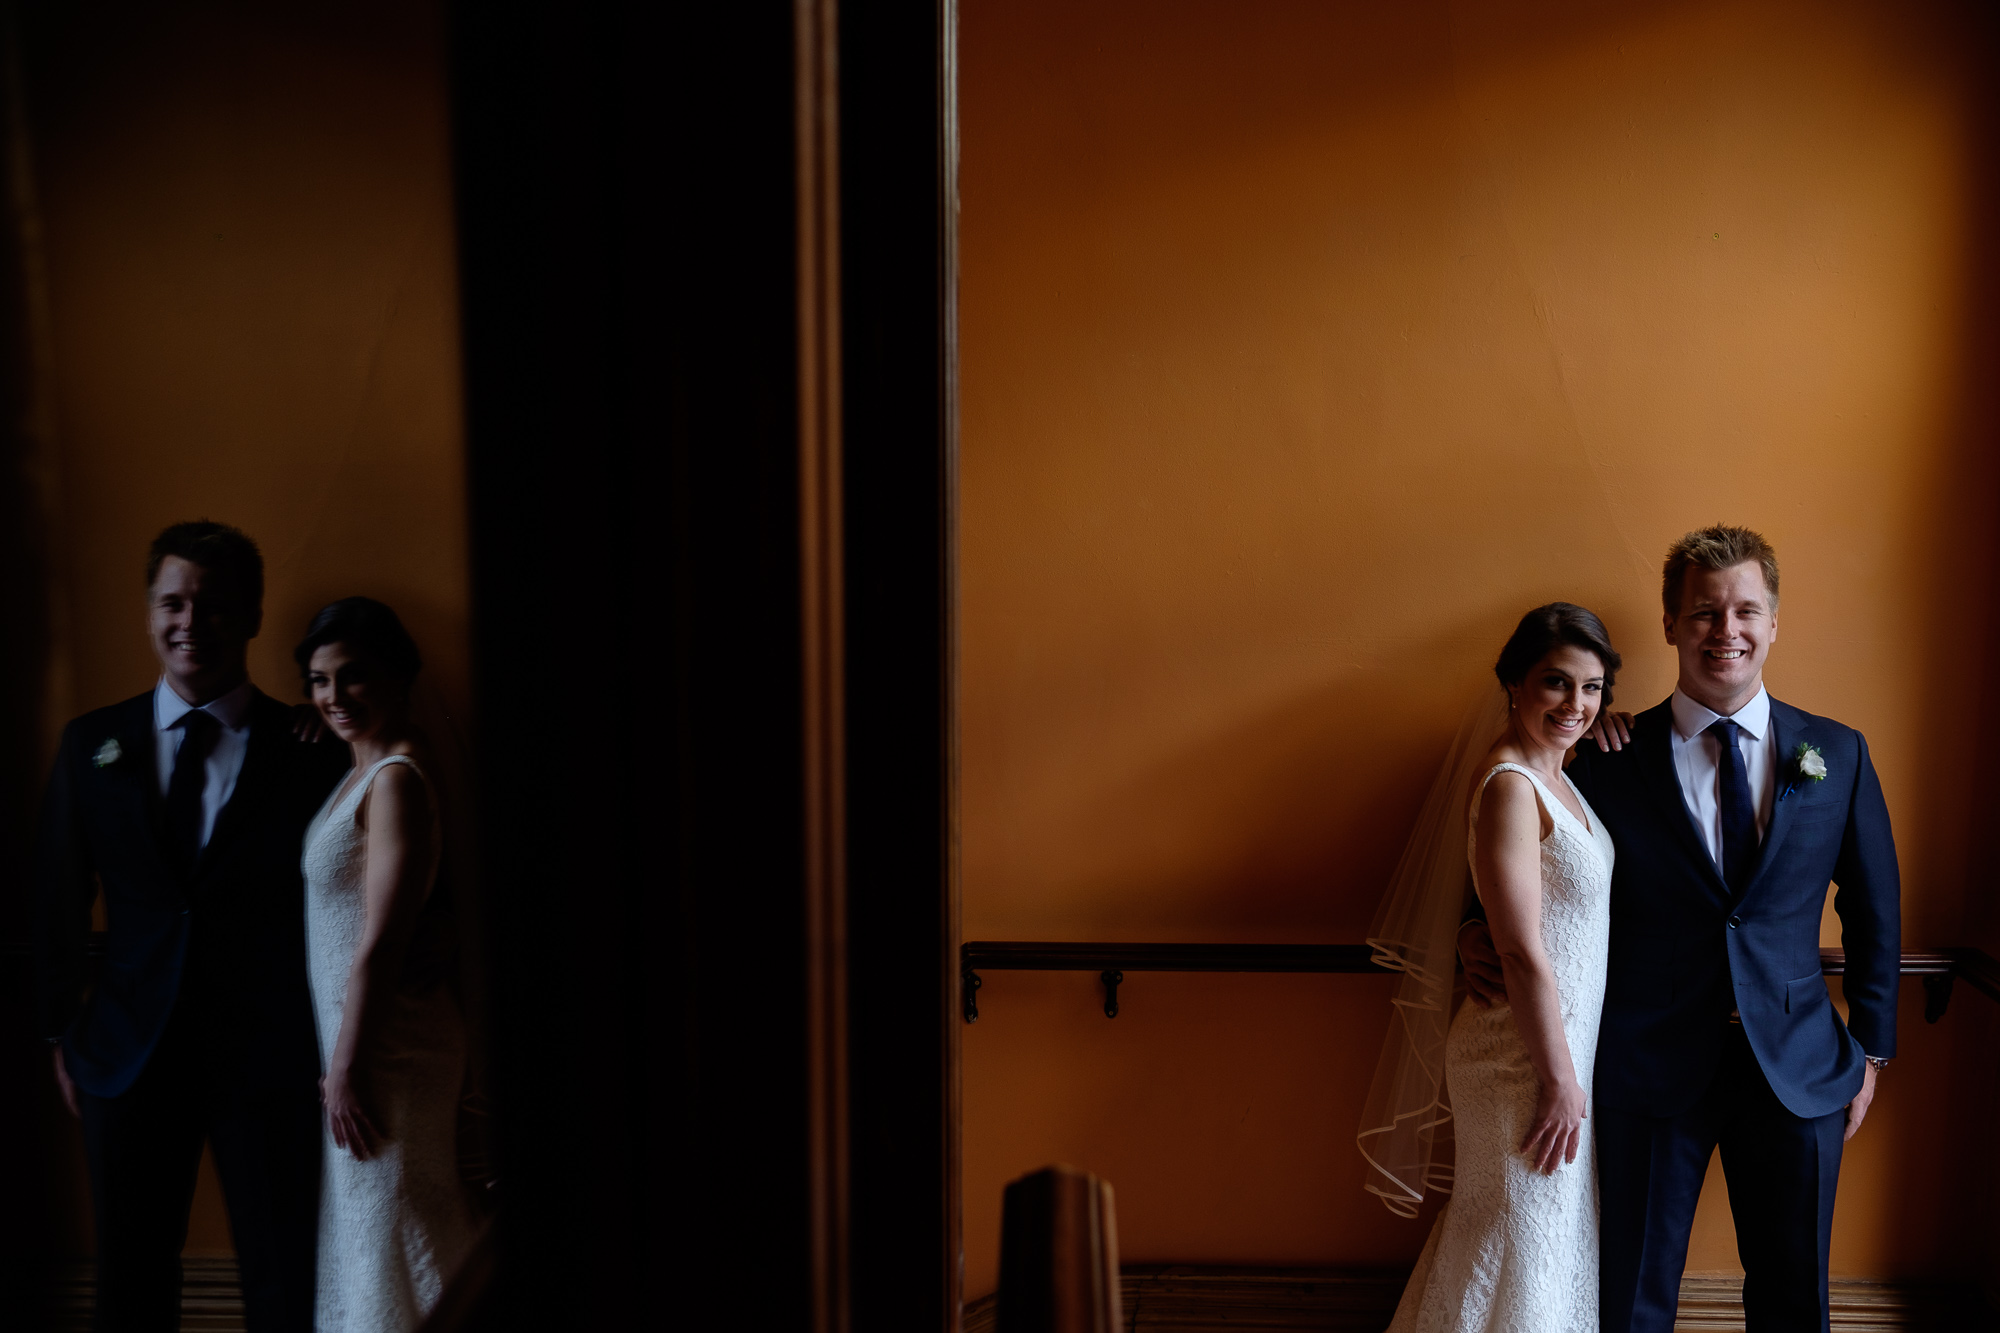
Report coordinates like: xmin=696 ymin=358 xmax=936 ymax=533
xmin=1864 ymin=1054 xmax=1890 ymax=1072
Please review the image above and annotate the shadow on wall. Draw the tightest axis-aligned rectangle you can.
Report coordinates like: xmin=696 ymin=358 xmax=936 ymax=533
xmin=1042 ymin=613 xmax=1544 ymax=942
xmin=1898 ymin=0 xmax=2000 ymax=1294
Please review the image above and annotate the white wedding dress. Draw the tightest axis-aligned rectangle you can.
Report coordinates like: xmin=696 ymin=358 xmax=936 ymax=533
xmin=304 ymin=756 xmax=474 ymax=1333
xmin=1387 ymin=762 xmax=1613 ymax=1333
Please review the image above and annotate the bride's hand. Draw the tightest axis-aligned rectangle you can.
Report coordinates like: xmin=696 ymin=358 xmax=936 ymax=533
xmin=1520 ymin=1077 xmax=1586 ymax=1174
xmin=322 ymin=1065 xmax=383 ymax=1161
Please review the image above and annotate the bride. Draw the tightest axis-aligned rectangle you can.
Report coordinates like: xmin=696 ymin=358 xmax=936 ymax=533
xmin=297 ymin=598 xmax=475 ymax=1331
xmin=1358 ymin=603 xmax=1621 ymax=1333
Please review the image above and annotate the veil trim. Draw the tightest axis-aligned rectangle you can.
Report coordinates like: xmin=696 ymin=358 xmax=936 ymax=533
xmin=1353 ymin=687 xmax=1511 ymax=1216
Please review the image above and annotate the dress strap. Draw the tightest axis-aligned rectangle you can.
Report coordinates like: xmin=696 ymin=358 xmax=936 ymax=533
xmin=340 ymin=754 xmax=431 ymax=818
xmin=1470 ymin=762 xmax=1553 ymax=825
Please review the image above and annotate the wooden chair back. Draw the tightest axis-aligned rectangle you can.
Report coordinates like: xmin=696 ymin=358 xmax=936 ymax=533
xmin=998 ymin=1165 xmax=1122 ymax=1333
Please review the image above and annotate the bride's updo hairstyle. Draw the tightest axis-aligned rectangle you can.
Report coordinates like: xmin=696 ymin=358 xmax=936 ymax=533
xmin=293 ymin=596 xmax=424 ymax=690
xmin=1493 ymin=602 xmax=1622 ymax=707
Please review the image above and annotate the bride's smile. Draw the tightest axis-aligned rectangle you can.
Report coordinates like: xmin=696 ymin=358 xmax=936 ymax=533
xmin=1508 ymin=647 xmax=1606 ymax=757
xmin=305 ymin=643 xmax=409 ymax=747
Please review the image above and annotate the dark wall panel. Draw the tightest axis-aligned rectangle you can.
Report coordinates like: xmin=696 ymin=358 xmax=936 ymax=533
xmin=839 ymin=0 xmax=957 ymax=1328
xmin=454 ymin=0 xmax=954 ymax=1326
xmin=453 ymin=2 xmax=812 ymax=1325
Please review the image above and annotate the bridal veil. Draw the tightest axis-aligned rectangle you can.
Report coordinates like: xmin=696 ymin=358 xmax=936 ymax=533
xmin=1355 ymin=687 xmax=1511 ymax=1216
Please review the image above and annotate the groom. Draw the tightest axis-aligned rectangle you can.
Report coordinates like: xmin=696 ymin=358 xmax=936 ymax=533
xmin=1461 ymin=525 xmax=1900 ymax=1333
xmin=34 ymin=521 xmax=349 ymax=1331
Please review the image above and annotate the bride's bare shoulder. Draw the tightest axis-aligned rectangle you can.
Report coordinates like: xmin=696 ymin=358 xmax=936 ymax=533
xmin=1480 ymin=738 xmax=1528 ymax=777
xmin=1464 ymin=739 xmax=1526 ymax=806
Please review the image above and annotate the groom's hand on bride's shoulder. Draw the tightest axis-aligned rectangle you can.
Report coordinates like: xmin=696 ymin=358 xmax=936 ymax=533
xmin=292 ymin=703 xmax=327 ymax=743
xmin=1588 ymin=710 xmax=1636 ymax=752
xmin=1458 ymin=920 xmax=1507 ymax=1006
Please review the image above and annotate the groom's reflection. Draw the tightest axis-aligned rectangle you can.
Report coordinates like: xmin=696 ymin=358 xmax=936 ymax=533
xmin=34 ymin=521 xmax=347 ymax=1329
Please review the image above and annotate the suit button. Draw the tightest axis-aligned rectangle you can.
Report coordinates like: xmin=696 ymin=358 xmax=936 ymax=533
xmin=1728 ymin=915 xmax=1742 ymax=928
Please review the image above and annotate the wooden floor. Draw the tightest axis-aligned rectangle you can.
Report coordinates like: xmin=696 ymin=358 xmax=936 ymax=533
xmin=962 ymin=1265 xmax=1997 ymax=1333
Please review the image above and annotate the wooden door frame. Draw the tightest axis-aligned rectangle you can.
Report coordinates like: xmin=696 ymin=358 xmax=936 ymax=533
xmin=452 ymin=1 xmax=959 ymax=1327
xmin=828 ymin=1 xmax=961 ymax=1328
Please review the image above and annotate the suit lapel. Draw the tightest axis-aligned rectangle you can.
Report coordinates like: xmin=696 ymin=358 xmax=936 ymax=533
xmin=106 ymin=693 xmax=179 ymax=881
xmin=1634 ymin=699 xmax=1732 ymax=901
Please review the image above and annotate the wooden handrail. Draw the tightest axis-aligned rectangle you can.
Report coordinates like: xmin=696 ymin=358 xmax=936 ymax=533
xmin=10 ymin=933 xmax=1995 ymax=1025
xmin=965 ymin=942 xmax=1380 ymax=973
xmin=960 ymin=941 xmax=2000 ymax=1024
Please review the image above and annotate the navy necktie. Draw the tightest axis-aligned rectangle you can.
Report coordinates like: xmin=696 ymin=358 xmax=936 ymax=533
xmin=1706 ymin=718 xmax=1758 ymax=894
xmin=166 ymin=708 xmax=220 ymax=874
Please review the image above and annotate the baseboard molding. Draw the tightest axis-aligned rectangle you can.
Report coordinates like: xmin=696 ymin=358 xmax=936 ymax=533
xmin=48 ymin=1256 xmax=1993 ymax=1332
xmin=1673 ymin=1275 xmax=1987 ymax=1332
xmin=962 ymin=1266 xmax=1995 ymax=1333
xmin=50 ymin=1256 xmax=244 ymax=1333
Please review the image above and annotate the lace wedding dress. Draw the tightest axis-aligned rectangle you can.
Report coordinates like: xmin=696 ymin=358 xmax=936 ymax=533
xmin=304 ymin=756 xmax=474 ymax=1332
xmin=1387 ymin=762 xmax=1613 ymax=1333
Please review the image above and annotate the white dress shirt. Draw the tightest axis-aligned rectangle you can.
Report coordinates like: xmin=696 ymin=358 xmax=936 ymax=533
xmin=154 ymin=677 xmax=255 ymax=849
xmin=1668 ymin=685 xmax=1776 ymax=874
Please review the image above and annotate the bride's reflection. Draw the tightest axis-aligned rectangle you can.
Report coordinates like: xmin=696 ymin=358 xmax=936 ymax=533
xmin=298 ymin=599 xmax=476 ymax=1330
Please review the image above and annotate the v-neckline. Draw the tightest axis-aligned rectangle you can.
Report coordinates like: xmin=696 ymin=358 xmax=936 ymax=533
xmin=1515 ymin=764 xmax=1593 ymax=838
xmin=323 ymin=755 xmax=398 ymax=819
xmin=1551 ymin=770 xmax=1593 ymax=837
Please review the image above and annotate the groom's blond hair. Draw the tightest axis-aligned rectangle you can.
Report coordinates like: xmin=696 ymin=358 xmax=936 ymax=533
xmin=1662 ymin=525 xmax=1780 ymax=618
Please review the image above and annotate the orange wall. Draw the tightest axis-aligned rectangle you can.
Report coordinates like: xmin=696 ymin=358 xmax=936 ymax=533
xmin=30 ymin=2 xmax=463 ymax=1255
xmin=961 ymin=0 xmax=1999 ymax=1299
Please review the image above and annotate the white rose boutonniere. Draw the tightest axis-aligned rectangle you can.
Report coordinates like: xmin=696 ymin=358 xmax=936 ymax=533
xmin=93 ymin=737 xmax=123 ymax=768
xmin=1781 ymin=742 xmax=1828 ymax=800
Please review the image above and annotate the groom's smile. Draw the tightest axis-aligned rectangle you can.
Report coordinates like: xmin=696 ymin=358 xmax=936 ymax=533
xmin=147 ymin=554 xmax=259 ymax=706
xmin=1664 ymin=560 xmax=1777 ymax=716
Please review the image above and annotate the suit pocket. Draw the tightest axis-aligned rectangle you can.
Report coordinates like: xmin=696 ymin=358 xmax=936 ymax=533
xmin=1785 ymin=970 xmax=1830 ymax=1014
xmin=1789 ymin=801 xmax=1845 ymax=827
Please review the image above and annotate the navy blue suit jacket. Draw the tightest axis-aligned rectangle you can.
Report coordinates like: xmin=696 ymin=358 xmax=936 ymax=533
xmin=33 ymin=689 xmax=349 ymax=1098
xmin=1566 ymin=696 xmax=1899 ymax=1119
